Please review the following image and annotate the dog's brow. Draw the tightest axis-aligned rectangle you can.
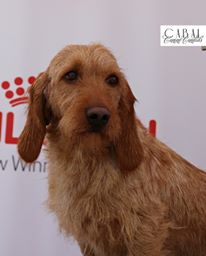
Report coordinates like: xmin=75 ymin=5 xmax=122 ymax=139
xmin=63 ymin=60 xmax=83 ymax=72
xmin=62 ymin=56 xmax=119 ymax=78
xmin=53 ymin=59 xmax=84 ymax=82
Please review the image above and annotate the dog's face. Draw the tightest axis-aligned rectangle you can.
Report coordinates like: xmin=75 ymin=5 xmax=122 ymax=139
xmin=48 ymin=45 xmax=124 ymax=142
xmin=18 ymin=44 xmax=143 ymax=171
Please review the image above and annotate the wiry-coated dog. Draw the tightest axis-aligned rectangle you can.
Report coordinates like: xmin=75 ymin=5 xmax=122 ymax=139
xmin=18 ymin=44 xmax=206 ymax=256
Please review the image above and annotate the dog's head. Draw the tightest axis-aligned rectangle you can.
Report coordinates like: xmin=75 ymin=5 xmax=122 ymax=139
xmin=18 ymin=44 xmax=143 ymax=171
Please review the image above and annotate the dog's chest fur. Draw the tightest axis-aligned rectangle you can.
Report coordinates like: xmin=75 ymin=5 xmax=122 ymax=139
xmin=47 ymin=150 xmax=135 ymax=255
xmin=47 ymin=148 xmax=168 ymax=255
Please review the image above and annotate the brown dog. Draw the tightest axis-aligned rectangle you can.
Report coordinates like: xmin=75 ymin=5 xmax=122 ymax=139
xmin=18 ymin=44 xmax=206 ymax=256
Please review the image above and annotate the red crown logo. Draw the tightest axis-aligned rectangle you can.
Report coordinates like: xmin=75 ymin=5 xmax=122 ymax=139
xmin=1 ymin=76 xmax=36 ymax=107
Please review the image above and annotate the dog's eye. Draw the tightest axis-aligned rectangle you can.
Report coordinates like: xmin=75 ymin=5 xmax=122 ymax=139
xmin=63 ymin=71 xmax=78 ymax=82
xmin=106 ymin=75 xmax=119 ymax=86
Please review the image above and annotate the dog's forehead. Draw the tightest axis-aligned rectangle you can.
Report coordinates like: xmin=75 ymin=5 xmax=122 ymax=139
xmin=48 ymin=44 xmax=120 ymax=81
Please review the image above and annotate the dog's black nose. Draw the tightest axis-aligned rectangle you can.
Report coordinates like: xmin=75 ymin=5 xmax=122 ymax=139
xmin=86 ymin=107 xmax=110 ymax=131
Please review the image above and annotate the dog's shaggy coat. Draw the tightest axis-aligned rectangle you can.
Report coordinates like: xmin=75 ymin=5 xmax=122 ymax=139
xmin=18 ymin=44 xmax=206 ymax=256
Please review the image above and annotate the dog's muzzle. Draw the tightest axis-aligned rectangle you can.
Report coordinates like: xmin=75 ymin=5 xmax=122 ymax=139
xmin=86 ymin=107 xmax=110 ymax=132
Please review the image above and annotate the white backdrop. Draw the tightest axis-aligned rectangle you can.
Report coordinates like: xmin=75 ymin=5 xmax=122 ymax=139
xmin=0 ymin=1 xmax=206 ymax=255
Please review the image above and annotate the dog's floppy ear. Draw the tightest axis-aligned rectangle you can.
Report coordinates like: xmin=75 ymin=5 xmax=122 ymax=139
xmin=115 ymin=82 xmax=143 ymax=172
xmin=18 ymin=72 xmax=51 ymax=162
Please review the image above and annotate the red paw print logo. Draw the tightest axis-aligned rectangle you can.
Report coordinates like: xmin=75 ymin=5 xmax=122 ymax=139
xmin=1 ymin=76 xmax=36 ymax=107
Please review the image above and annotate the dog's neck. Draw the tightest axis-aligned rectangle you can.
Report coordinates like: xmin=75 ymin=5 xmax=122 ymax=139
xmin=47 ymin=138 xmax=124 ymax=203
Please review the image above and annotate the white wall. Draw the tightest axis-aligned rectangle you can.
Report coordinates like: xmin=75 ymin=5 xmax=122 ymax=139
xmin=0 ymin=1 xmax=205 ymax=255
